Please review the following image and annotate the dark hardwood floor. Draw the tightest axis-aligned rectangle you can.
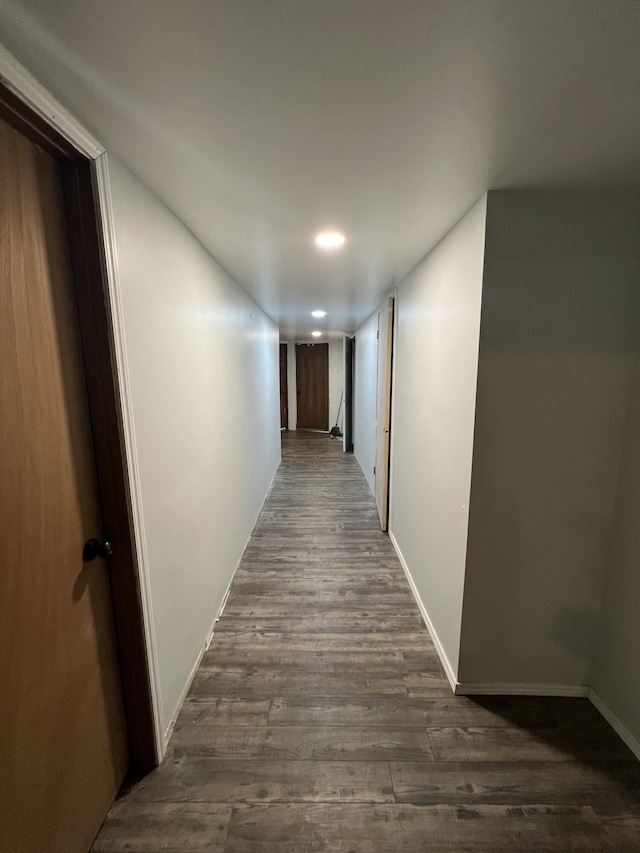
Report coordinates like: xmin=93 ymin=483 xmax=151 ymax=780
xmin=93 ymin=430 xmax=640 ymax=852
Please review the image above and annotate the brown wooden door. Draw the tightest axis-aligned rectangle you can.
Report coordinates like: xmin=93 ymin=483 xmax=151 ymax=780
xmin=375 ymin=297 xmax=394 ymax=530
xmin=279 ymin=343 xmax=289 ymax=428
xmin=0 ymin=117 xmax=129 ymax=853
xmin=296 ymin=343 xmax=329 ymax=430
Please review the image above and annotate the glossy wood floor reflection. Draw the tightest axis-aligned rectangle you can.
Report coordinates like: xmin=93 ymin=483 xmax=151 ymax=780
xmin=93 ymin=431 xmax=640 ymax=852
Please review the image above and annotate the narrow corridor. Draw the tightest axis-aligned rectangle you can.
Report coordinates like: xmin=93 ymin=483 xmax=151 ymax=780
xmin=93 ymin=432 xmax=640 ymax=852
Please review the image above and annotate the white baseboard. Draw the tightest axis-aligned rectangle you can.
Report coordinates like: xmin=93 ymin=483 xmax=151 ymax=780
xmin=455 ymin=683 xmax=589 ymax=697
xmin=162 ymin=464 xmax=279 ymax=750
xmin=162 ymin=612 xmax=215 ymax=747
xmin=388 ymin=530 xmax=458 ymax=693
xmin=588 ymin=689 xmax=640 ymax=761
xmin=354 ymin=451 xmax=375 ymax=498
xmin=389 ymin=527 xmax=639 ymax=764
xmin=160 ymin=541 xmax=247 ymax=749
xmin=387 ymin=530 xmax=595 ymax=703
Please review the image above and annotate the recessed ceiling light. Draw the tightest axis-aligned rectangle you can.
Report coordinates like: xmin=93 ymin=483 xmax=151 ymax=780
xmin=311 ymin=310 xmax=326 ymax=318
xmin=311 ymin=330 xmax=322 ymax=337
xmin=315 ymin=232 xmax=346 ymax=250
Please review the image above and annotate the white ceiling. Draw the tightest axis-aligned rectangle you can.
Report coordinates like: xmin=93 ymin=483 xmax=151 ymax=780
xmin=2 ymin=0 xmax=640 ymax=336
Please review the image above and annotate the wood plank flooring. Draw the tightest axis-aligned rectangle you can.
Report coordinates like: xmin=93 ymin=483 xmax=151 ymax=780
xmin=93 ymin=430 xmax=640 ymax=852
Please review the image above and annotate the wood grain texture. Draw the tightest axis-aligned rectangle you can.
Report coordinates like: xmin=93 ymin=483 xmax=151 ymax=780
xmin=176 ymin=698 xmax=271 ymax=727
xmin=129 ymin=759 xmax=394 ymax=804
xmin=266 ymin=695 xmax=602 ymax=729
xmin=91 ymin=803 xmax=232 ymax=852
xmin=190 ymin=667 xmax=411 ymax=697
xmin=295 ymin=342 xmax=329 ymax=429
xmin=0 ymin=114 xmax=128 ymax=853
xmin=223 ymin=803 xmax=617 ymax=852
xmin=389 ymin=760 xmax=640 ymax=807
xmin=93 ymin=431 xmax=640 ymax=851
xmin=0 ymin=80 xmax=156 ymax=777
xmin=169 ymin=725 xmax=434 ymax=762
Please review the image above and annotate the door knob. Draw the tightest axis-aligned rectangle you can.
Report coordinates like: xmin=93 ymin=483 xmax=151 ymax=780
xmin=82 ymin=538 xmax=114 ymax=561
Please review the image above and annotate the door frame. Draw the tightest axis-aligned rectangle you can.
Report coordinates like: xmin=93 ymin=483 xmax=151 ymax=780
xmin=279 ymin=342 xmax=289 ymax=429
xmin=344 ymin=335 xmax=355 ymax=452
xmin=0 ymin=59 xmax=158 ymax=770
xmin=295 ymin=342 xmax=330 ymax=430
xmin=374 ymin=297 xmax=395 ymax=531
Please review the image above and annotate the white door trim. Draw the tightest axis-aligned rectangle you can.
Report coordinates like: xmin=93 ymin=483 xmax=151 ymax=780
xmin=94 ymin=154 xmax=164 ymax=759
xmin=0 ymin=43 xmax=103 ymax=158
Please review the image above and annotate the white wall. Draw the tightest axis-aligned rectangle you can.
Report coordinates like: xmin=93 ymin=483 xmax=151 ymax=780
xmin=353 ymin=308 xmax=380 ymax=494
xmin=286 ymin=342 xmax=297 ymax=429
xmin=389 ymin=196 xmax=487 ymax=681
xmin=107 ymin=155 xmax=281 ymax=744
xmin=329 ymin=335 xmax=345 ymax=433
xmin=459 ymin=191 xmax=640 ymax=689
xmin=590 ymin=354 xmax=640 ymax=748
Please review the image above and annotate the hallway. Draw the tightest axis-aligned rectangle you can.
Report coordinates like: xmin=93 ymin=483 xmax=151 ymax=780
xmin=93 ymin=432 xmax=640 ymax=852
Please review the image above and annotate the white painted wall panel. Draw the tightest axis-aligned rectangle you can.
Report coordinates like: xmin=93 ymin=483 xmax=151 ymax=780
xmin=459 ymin=191 xmax=640 ymax=689
xmin=353 ymin=309 xmax=380 ymax=495
xmin=286 ymin=342 xmax=296 ymax=429
xmin=328 ymin=335 xmax=344 ymax=434
xmin=389 ymin=197 xmax=487 ymax=679
xmin=590 ymin=355 xmax=640 ymax=749
xmin=107 ymin=155 xmax=280 ymax=739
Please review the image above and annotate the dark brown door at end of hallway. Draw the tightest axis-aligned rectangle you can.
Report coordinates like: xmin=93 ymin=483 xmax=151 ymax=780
xmin=280 ymin=343 xmax=288 ymax=428
xmin=0 ymin=115 xmax=129 ymax=853
xmin=296 ymin=343 xmax=329 ymax=430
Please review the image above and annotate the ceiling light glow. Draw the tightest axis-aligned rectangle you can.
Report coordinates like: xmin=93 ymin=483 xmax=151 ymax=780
xmin=311 ymin=330 xmax=322 ymax=337
xmin=312 ymin=310 xmax=327 ymax=318
xmin=315 ymin=232 xmax=346 ymax=249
